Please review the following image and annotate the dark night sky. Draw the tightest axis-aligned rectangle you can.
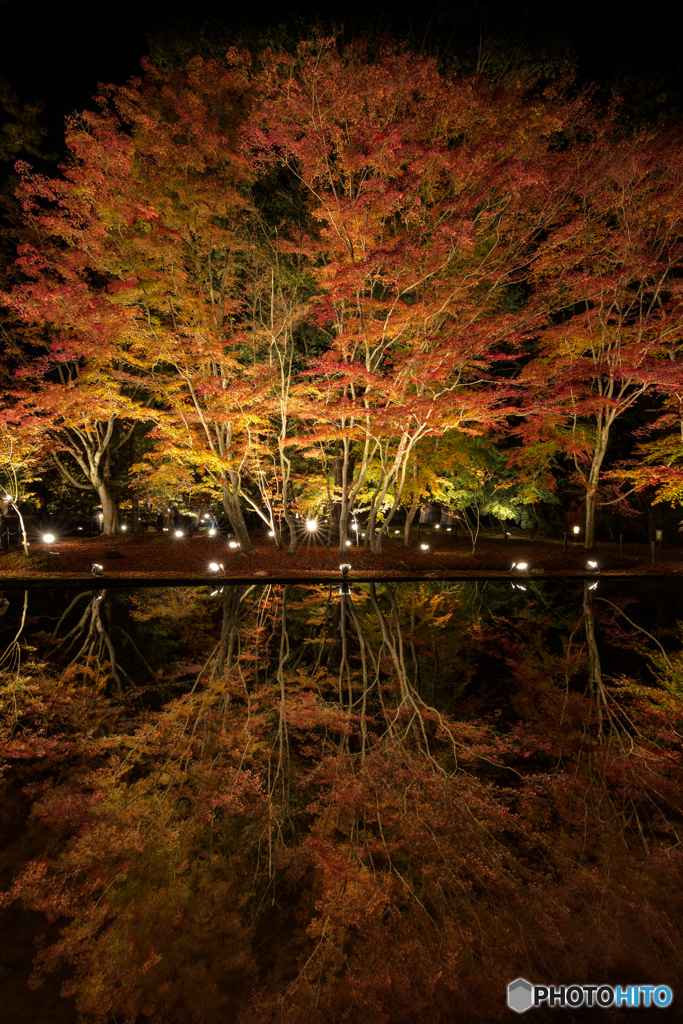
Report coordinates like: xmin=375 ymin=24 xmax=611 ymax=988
xmin=1 ymin=0 xmax=682 ymax=158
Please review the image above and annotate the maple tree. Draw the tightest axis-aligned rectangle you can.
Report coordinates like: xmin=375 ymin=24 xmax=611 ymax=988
xmin=519 ymin=121 xmax=683 ymax=549
xmin=244 ymin=40 xmax=587 ymax=553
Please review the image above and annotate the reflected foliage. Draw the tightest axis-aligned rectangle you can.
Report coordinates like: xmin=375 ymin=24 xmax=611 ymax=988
xmin=1 ymin=581 xmax=682 ymax=1022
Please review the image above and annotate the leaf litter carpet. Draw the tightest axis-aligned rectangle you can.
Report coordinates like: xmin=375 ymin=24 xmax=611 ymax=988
xmin=1 ymin=532 xmax=682 ymax=587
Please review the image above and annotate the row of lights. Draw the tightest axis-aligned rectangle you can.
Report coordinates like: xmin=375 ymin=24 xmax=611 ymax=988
xmin=512 ymin=559 xmax=599 ymax=574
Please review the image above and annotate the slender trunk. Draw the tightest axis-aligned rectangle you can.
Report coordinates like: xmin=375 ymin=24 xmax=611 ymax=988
xmin=221 ymin=475 xmax=254 ymax=554
xmin=404 ymin=458 xmax=419 ymax=548
xmin=584 ymin=432 xmax=609 ymax=551
xmin=278 ymin=452 xmax=296 ymax=557
xmin=132 ymin=495 xmax=140 ymax=534
xmin=404 ymin=504 xmax=419 ymax=547
xmin=338 ymin=440 xmax=352 ymax=554
xmin=9 ymin=501 xmax=30 ymax=556
xmin=330 ymin=445 xmax=344 ymax=544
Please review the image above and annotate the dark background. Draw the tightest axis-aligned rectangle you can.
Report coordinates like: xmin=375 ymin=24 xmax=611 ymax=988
xmin=2 ymin=0 xmax=683 ymax=163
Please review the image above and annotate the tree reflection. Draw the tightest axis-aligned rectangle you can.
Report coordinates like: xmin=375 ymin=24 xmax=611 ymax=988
xmin=1 ymin=581 xmax=682 ymax=1023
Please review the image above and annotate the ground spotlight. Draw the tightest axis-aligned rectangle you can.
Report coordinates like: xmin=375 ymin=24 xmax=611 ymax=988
xmin=43 ymin=533 xmax=55 ymax=544
xmin=306 ymin=519 xmax=318 ymax=532
xmin=208 ymin=562 xmax=225 ymax=577
xmin=586 ymin=560 xmax=600 ymax=574
xmin=209 ymin=528 xmax=216 ymax=536
xmin=573 ymin=526 xmax=580 ymax=535
xmin=511 ymin=561 xmax=529 ymax=573
xmin=121 ymin=524 xmax=127 ymax=532
xmin=339 ymin=563 xmax=351 ymax=576
xmin=228 ymin=541 xmax=240 ymax=549
xmin=174 ymin=530 xmax=183 ymax=538
xmin=420 ymin=543 xmax=430 ymax=551
xmin=91 ymin=563 xmax=104 ymax=578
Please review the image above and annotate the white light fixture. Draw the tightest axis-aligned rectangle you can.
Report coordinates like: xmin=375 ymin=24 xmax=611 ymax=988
xmin=586 ymin=560 xmax=599 ymax=574
xmin=208 ymin=562 xmax=225 ymax=576
xmin=446 ymin=527 xmax=451 ymax=531
xmin=121 ymin=524 xmax=127 ymax=531
xmin=268 ymin=530 xmax=274 ymax=537
xmin=306 ymin=519 xmax=318 ymax=531
xmin=511 ymin=561 xmax=528 ymax=573
xmin=435 ymin=524 xmax=440 ymax=529
xmin=573 ymin=526 xmax=580 ymax=535
xmin=420 ymin=543 xmax=429 ymax=551
xmin=91 ymin=563 xmax=103 ymax=577
xmin=394 ymin=530 xmax=399 ymax=534
xmin=209 ymin=528 xmax=216 ymax=537
xmin=43 ymin=533 xmax=55 ymax=544
xmin=174 ymin=530 xmax=183 ymax=538
xmin=353 ymin=523 xmax=359 ymax=531
xmin=229 ymin=541 xmax=240 ymax=549
xmin=339 ymin=563 xmax=351 ymax=576
xmin=345 ymin=540 xmax=352 ymax=547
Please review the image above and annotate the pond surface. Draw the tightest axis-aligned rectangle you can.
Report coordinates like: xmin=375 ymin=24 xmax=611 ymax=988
xmin=2 ymin=576 xmax=681 ymax=694
xmin=1 ymin=579 xmax=682 ymax=1023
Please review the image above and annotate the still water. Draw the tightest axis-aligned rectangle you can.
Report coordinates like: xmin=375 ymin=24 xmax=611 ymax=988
xmin=1 ymin=580 xmax=682 ymax=1023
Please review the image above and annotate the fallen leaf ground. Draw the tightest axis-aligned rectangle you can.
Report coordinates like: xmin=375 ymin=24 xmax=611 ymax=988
xmin=1 ymin=529 xmax=682 ymax=585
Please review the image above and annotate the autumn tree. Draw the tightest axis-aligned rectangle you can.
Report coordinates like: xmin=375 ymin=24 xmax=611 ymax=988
xmin=520 ymin=123 xmax=683 ymax=549
xmin=245 ymin=40 xmax=591 ymax=553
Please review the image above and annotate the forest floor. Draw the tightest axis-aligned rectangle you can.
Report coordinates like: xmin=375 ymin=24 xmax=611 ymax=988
xmin=1 ymin=528 xmax=683 ymax=587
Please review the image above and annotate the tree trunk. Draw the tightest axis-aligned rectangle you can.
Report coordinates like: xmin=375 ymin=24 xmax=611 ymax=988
xmin=278 ymin=449 xmax=298 ymax=555
xmin=132 ymin=495 xmax=140 ymax=534
xmin=222 ymin=478 xmax=254 ymax=554
xmin=96 ymin=482 xmax=119 ymax=537
xmin=584 ymin=434 xmax=608 ymax=551
xmin=403 ymin=458 xmax=420 ymax=548
xmin=404 ymin=504 xmax=419 ymax=547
